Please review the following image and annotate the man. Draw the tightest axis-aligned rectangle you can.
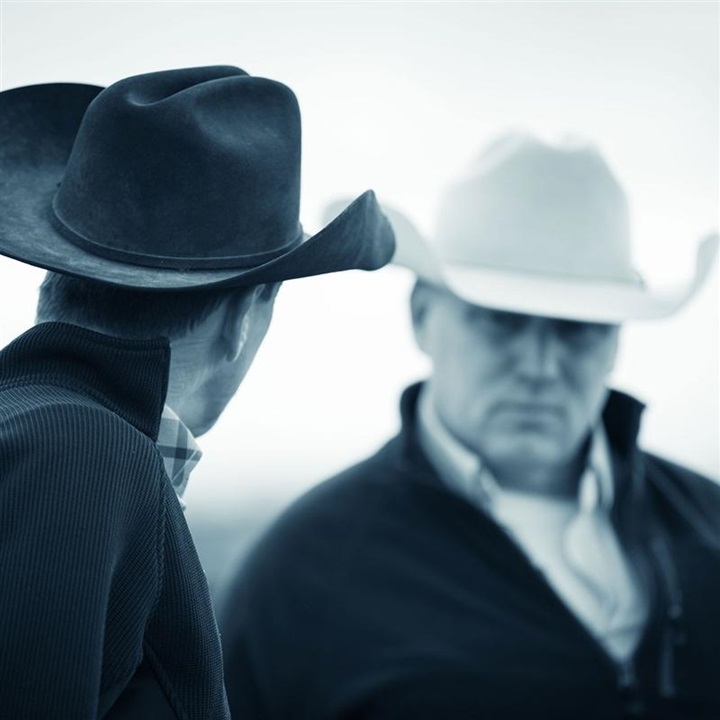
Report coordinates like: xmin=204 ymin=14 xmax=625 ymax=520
xmin=0 ymin=66 xmax=394 ymax=717
xmin=219 ymin=135 xmax=720 ymax=719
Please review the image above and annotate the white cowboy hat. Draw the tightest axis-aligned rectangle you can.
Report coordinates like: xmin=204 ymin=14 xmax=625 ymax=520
xmin=343 ymin=134 xmax=717 ymax=324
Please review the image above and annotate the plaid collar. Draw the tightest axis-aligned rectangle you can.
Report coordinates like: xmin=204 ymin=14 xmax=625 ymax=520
xmin=156 ymin=405 xmax=202 ymax=510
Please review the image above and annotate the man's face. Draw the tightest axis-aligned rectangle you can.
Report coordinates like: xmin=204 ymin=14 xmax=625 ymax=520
xmin=412 ymin=283 xmax=620 ymax=478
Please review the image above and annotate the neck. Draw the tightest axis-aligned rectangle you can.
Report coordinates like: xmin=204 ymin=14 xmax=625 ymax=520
xmin=164 ymin=366 xmax=194 ymax=419
xmin=165 ymin=339 xmax=214 ymax=436
xmin=488 ymin=443 xmax=588 ymax=497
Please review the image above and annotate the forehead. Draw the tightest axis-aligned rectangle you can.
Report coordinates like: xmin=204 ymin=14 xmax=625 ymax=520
xmin=421 ymin=282 xmax=619 ymax=330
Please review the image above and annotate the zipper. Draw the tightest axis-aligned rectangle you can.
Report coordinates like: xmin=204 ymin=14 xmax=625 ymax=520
xmin=617 ymin=658 xmax=646 ymax=718
xmin=609 ymin=451 xmax=659 ymax=717
xmin=617 ymin=658 xmax=636 ymax=689
xmin=650 ymin=535 xmax=686 ymax=699
xmin=613 ymin=450 xmax=674 ymax=718
xmin=619 ymin=452 xmax=687 ymax=703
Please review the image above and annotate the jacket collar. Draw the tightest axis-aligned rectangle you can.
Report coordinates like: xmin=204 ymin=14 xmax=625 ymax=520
xmin=601 ymin=388 xmax=646 ymax=459
xmin=0 ymin=321 xmax=170 ymax=440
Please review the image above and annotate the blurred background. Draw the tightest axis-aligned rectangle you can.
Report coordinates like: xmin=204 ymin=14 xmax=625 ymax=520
xmin=1 ymin=1 xmax=717 ymax=597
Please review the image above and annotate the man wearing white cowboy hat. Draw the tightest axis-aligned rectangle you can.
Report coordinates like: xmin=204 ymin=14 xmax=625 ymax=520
xmin=219 ymin=134 xmax=720 ymax=719
xmin=0 ymin=66 xmax=394 ymax=718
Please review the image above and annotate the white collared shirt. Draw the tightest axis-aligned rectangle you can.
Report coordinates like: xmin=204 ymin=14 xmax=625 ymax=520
xmin=417 ymin=387 xmax=648 ymax=662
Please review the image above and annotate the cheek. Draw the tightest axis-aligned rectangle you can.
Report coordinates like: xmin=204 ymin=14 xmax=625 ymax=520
xmin=562 ymin=346 xmax=616 ymax=423
xmin=213 ymin=349 xmax=249 ymax=398
xmin=431 ymin=337 xmax=504 ymax=427
xmin=433 ymin=331 xmax=490 ymax=386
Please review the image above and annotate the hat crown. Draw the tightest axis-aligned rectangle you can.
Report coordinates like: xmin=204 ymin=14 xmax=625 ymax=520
xmin=434 ymin=134 xmax=637 ymax=283
xmin=52 ymin=66 xmax=303 ymax=269
xmin=0 ymin=70 xmax=395 ymax=289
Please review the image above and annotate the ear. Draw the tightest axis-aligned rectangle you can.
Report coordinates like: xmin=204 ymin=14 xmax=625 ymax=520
xmin=409 ymin=281 xmax=434 ymax=354
xmin=220 ymin=286 xmax=267 ymax=363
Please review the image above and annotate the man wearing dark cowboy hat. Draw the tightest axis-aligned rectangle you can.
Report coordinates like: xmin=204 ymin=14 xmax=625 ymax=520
xmin=0 ymin=65 xmax=394 ymax=718
xmin=219 ymin=134 xmax=720 ymax=719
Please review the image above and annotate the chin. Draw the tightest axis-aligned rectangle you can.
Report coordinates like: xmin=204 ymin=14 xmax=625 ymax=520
xmin=192 ymin=415 xmax=219 ymax=438
xmin=194 ymin=396 xmax=234 ymax=437
xmin=193 ymin=424 xmax=211 ymax=438
xmin=485 ymin=431 xmax=568 ymax=469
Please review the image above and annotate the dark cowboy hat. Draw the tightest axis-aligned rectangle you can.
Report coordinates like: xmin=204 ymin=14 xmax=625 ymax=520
xmin=0 ymin=65 xmax=395 ymax=289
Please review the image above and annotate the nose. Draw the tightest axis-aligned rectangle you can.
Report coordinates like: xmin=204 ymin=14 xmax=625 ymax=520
xmin=514 ymin=319 xmax=563 ymax=383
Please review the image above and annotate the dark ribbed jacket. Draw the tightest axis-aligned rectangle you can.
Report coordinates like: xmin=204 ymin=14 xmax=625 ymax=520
xmin=0 ymin=322 xmax=229 ymax=719
xmin=221 ymin=384 xmax=720 ymax=720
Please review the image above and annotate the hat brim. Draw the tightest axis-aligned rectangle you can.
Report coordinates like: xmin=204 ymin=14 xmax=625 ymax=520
xmin=382 ymin=203 xmax=718 ymax=324
xmin=0 ymin=83 xmax=395 ymax=290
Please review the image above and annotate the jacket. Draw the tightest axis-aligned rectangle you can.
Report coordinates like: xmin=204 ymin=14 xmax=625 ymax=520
xmin=220 ymin=383 xmax=720 ymax=720
xmin=0 ymin=322 xmax=229 ymax=719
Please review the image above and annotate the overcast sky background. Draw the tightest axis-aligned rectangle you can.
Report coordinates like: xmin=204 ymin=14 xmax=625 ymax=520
xmin=0 ymin=2 xmax=717 ymax=519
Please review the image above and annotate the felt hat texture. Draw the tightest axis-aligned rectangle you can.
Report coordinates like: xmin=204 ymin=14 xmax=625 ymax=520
xmin=380 ymin=134 xmax=717 ymax=323
xmin=0 ymin=65 xmax=395 ymax=289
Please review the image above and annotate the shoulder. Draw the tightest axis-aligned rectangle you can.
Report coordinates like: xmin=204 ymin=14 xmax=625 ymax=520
xmin=1 ymin=382 xmax=159 ymax=450
xmin=219 ymin=438 xmax=408 ymax=704
xmin=0 ymin=385 xmax=165 ymax=509
xmin=269 ymin=437 xmax=404 ymax=544
xmin=642 ymin=450 xmax=720 ymax=545
xmin=226 ymin=437 xmax=403 ymax=597
xmin=643 ymin=451 xmax=720 ymax=501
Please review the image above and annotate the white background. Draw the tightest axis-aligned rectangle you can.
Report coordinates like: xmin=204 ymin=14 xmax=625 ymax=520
xmin=1 ymin=2 xmax=717 ymax=526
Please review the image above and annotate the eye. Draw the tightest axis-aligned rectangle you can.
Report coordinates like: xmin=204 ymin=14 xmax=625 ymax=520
xmin=553 ymin=319 xmax=613 ymax=347
xmin=464 ymin=306 xmax=529 ymax=336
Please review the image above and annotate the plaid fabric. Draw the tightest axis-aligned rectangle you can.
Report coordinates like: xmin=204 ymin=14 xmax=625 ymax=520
xmin=156 ymin=406 xmax=202 ymax=510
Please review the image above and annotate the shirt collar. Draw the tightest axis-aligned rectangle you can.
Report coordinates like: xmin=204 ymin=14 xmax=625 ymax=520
xmin=156 ymin=405 xmax=202 ymax=510
xmin=417 ymin=384 xmax=614 ymax=513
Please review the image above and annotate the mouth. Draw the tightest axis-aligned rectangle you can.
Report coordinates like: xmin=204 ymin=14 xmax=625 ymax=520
xmin=499 ymin=400 xmax=563 ymax=412
xmin=493 ymin=402 xmax=565 ymax=422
